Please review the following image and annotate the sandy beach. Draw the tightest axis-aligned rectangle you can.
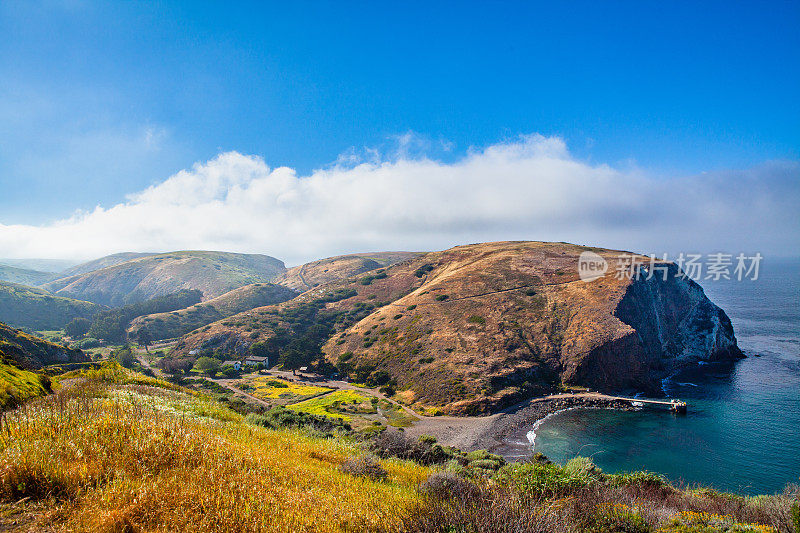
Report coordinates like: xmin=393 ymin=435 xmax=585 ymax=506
xmin=404 ymin=393 xmax=636 ymax=459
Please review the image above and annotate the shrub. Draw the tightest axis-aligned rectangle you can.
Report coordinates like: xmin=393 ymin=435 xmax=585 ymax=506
xmin=73 ymin=337 xmax=102 ymax=349
xmin=111 ymin=345 xmax=135 ymax=368
xmin=419 ymin=471 xmax=481 ymax=502
xmin=494 ymin=458 xmax=597 ymax=498
xmin=434 ymin=295 xmax=449 ymax=301
xmin=467 ymin=315 xmax=485 ymax=324
xmin=414 ymin=264 xmax=435 ymax=278
xmin=339 ymin=454 xmax=387 ymax=481
xmin=586 ymin=503 xmax=649 ymax=533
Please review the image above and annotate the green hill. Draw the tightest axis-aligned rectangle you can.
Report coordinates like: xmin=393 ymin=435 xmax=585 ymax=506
xmin=0 ymin=263 xmax=54 ymax=286
xmin=43 ymin=251 xmax=287 ymax=307
xmin=0 ymin=321 xmax=88 ymax=408
xmin=127 ymin=282 xmax=299 ymax=341
xmin=0 ymin=282 xmax=106 ymax=331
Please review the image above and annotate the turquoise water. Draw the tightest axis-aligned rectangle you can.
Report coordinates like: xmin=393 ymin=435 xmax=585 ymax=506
xmin=531 ymin=258 xmax=800 ymax=495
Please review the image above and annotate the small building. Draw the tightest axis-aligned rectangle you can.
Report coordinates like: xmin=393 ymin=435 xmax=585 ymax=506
xmin=222 ymin=360 xmax=241 ymax=371
xmin=243 ymin=356 xmax=269 ymax=368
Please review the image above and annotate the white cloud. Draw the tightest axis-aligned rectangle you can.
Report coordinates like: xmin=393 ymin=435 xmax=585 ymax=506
xmin=0 ymin=134 xmax=797 ymax=264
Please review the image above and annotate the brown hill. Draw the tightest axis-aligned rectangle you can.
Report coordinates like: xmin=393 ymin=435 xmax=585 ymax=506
xmin=42 ymin=251 xmax=286 ymax=307
xmin=274 ymin=252 xmax=420 ymax=292
xmin=127 ymin=283 xmax=299 ymax=341
xmin=172 ymin=242 xmax=741 ymax=414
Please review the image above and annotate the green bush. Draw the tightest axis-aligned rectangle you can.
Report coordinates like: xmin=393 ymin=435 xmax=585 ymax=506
xmin=586 ymin=503 xmax=649 ymax=533
xmin=434 ymin=294 xmax=449 ymax=301
xmin=467 ymin=315 xmax=485 ymax=324
xmin=193 ymin=356 xmax=221 ymax=376
xmin=494 ymin=457 xmax=601 ymax=498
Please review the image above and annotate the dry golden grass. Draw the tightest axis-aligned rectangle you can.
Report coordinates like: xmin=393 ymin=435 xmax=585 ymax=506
xmin=0 ymin=365 xmax=428 ymax=532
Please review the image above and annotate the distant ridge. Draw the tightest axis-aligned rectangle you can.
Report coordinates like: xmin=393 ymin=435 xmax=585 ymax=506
xmin=42 ymin=251 xmax=287 ymax=307
xmin=56 ymin=252 xmax=158 ymax=279
xmin=0 ymin=263 xmax=55 ymax=286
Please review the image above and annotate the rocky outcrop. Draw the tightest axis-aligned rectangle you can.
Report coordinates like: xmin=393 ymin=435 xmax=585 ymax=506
xmin=563 ymin=264 xmax=742 ymax=394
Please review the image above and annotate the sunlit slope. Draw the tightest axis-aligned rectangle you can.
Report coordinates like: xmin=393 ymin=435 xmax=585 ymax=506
xmin=43 ymin=251 xmax=287 ymax=307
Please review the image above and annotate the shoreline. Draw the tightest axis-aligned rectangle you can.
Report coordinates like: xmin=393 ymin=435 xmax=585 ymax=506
xmin=404 ymin=393 xmax=637 ymax=460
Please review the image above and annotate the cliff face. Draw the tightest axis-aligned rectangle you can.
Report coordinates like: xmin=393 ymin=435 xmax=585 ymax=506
xmin=563 ymin=264 xmax=742 ymax=393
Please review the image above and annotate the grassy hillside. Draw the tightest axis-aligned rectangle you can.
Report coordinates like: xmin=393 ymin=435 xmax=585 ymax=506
xmin=55 ymin=251 xmax=157 ymax=278
xmin=0 ymin=322 xmax=87 ymax=408
xmin=127 ymin=283 xmax=299 ymax=341
xmin=0 ymin=263 xmax=54 ymax=286
xmin=0 ymin=281 xmax=106 ymax=330
xmin=43 ymin=250 xmax=287 ymax=307
xmin=174 ymin=241 xmax=740 ymax=415
xmin=0 ymin=365 xmax=793 ymax=532
xmin=275 ymin=252 xmax=420 ymax=292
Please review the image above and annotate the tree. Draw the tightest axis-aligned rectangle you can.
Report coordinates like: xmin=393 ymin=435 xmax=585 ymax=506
xmin=112 ymin=345 xmax=135 ymax=368
xmin=136 ymin=327 xmax=152 ymax=353
xmin=193 ymin=356 xmax=221 ymax=376
xmin=158 ymin=357 xmax=194 ymax=374
xmin=64 ymin=317 xmax=91 ymax=338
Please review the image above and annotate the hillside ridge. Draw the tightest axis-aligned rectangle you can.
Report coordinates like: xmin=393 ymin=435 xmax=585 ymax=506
xmin=43 ymin=250 xmax=287 ymax=307
xmin=171 ymin=241 xmax=742 ymax=414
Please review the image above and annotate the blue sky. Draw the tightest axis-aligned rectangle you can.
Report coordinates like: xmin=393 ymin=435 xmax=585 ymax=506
xmin=0 ymin=1 xmax=798 ymax=260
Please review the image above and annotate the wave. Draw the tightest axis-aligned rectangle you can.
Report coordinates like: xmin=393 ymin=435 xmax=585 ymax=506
xmin=676 ymin=382 xmax=699 ymax=387
xmin=526 ymin=408 xmax=575 ymax=452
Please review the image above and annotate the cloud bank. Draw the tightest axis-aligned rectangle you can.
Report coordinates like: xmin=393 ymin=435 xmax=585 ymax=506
xmin=1 ymin=134 xmax=798 ymax=264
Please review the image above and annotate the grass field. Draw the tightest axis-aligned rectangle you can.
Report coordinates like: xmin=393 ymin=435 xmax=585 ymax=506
xmin=287 ymin=389 xmax=377 ymax=421
xmin=0 ymin=361 xmax=49 ymax=408
xmin=379 ymin=399 xmax=418 ymax=428
xmin=0 ymin=364 xmax=427 ymax=532
xmin=248 ymin=376 xmax=333 ymax=403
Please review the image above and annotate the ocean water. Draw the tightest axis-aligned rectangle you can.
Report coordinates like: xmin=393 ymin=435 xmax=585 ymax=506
xmin=530 ymin=258 xmax=800 ymax=495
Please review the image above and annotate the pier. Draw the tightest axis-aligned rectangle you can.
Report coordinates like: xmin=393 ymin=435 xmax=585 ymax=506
xmin=606 ymin=395 xmax=688 ymax=413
